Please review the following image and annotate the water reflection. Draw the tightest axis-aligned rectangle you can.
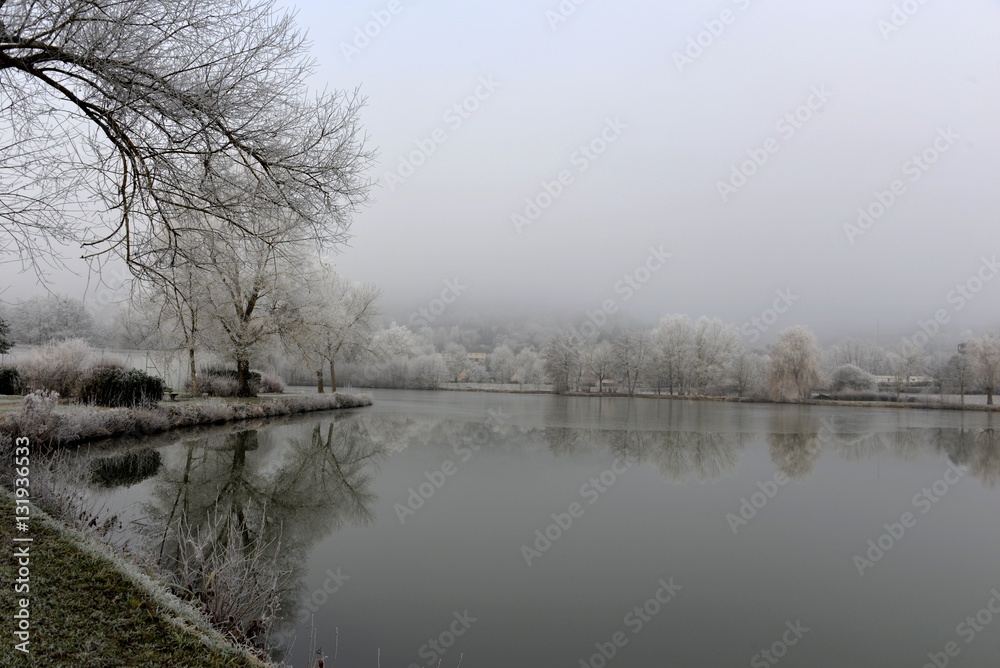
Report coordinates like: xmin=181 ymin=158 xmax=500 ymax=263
xmin=77 ymin=397 xmax=1000 ymax=666
xmin=136 ymin=415 xmax=385 ymax=658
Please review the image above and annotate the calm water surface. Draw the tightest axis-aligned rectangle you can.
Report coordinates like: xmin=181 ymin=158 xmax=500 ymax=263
xmin=87 ymin=390 xmax=1000 ymax=667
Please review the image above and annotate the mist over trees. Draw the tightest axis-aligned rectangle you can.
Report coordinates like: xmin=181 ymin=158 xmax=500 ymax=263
xmin=1 ymin=295 xmax=94 ymax=344
xmin=4 ymin=279 xmax=1000 ymax=406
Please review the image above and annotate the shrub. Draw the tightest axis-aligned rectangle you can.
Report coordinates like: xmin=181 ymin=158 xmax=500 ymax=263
xmin=18 ymin=338 xmax=92 ymax=397
xmin=0 ymin=366 xmax=23 ymax=395
xmin=79 ymin=366 xmax=165 ymax=408
xmin=830 ymin=364 xmax=877 ymax=393
xmin=192 ymin=366 xmax=261 ymax=397
xmin=1 ymin=390 xmax=68 ymax=447
xmin=258 ymin=373 xmax=285 ymax=394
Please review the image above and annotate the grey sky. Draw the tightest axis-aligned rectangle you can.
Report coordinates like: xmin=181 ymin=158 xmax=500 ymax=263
xmin=5 ymin=0 xmax=1000 ymax=344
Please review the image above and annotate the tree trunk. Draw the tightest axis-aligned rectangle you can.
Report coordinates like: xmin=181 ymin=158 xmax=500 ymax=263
xmin=188 ymin=347 xmax=198 ymax=395
xmin=316 ymin=370 xmax=325 ymax=394
xmin=329 ymin=358 xmax=337 ymax=393
xmin=236 ymin=358 xmax=254 ymax=397
xmin=989 ymin=388 xmax=994 ymax=406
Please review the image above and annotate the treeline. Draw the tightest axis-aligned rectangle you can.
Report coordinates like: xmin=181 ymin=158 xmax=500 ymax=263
xmin=3 ymin=297 xmax=999 ymax=405
xmin=337 ymin=314 xmax=1000 ymax=405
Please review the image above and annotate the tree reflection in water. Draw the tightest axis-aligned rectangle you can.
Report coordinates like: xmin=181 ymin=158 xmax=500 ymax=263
xmin=139 ymin=413 xmax=385 ymax=658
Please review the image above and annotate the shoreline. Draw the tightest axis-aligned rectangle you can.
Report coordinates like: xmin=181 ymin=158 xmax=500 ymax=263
xmin=426 ymin=384 xmax=1000 ymax=412
xmin=0 ymin=391 xmax=373 ymax=450
xmin=0 ymin=488 xmax=269 ymax=667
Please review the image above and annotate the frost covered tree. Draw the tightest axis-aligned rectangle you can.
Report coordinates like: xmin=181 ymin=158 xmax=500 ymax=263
xmin=513 ymin=347 xmax=542 ymax=390
xmin=443 ymin=342 xmax=468 ymax=383
xmin=650 ymin=314 xmax=694 ymax=395
xmin=830 ymin=364 xmax=877 ymax=393
xmin=585 ymin=340 xmax=616 ymax=393
xmin=297 ymin=270 xmax=381 ymax=393
xmin=5 ymin=295 xmax=94 ymax=344
xmin=613 ymin=329 xmax=649 ymax=396
xmin=886 ymin=344 xmax=926 ymax=396
xmin=969 ymin=335 xmax=1000 ymax=405
xmin=488 ymin=344 xmax=515 ymax=384
xmin=942 ymin=353 xmax=974 ymax=404
xmin=830 ymin=337 xmax=886 ymax=375
xmin=0 ymin=0 xmax=371 ymax=275
xmin=188 ymin=201 xmax=319 ymax=396
xmin=543 ymin=332 xmax=581 ymax=394
xmin=732 ymin=350 xmax=768 ymax=399
xmin=768 ymin=326 xmax=821 ymax=402
xmin=689 ymin=317 xmax=741 ymax=394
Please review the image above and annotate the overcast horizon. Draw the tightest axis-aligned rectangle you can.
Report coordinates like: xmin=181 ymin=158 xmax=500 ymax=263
xmin=3 ymin=0 xmax=999 ymax=347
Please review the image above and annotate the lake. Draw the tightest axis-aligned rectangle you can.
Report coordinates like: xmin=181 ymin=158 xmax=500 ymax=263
xmin=84 ymin=389 xmax=1000 ymax=667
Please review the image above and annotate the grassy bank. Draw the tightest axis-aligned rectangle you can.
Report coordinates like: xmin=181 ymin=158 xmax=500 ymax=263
xmin=0 ymin=490 xmax=268 ymax=668
xmin=0 ymin=391 xmax=373 ymax=449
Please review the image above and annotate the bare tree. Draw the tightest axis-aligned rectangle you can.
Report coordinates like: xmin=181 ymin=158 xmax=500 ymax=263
xmin=942 ymin=352 xmax=973 ymax=404
xmin=442 ymin=342 xmax=468 ymax=383
xmin=689 ymin=316 xmax=741 ymax=395
xmin=586 ymin=340 xmax=616 ymax=393
xmin=886 ymin=344 xmax=926 ymax=397
xmin=297 ymin=269 xmax=381 ymax=393
xmin=733 ymin=350 xmax=768 ymax=399
xmin=650 ymin=314 xmax=694 ymax=396
xmin=189 ymin=204 xmax=317 ymax=396
xmin=488 ymin=344 xmax=515 ymax=384
xmin=0 ymin=0 xmax=371 ymax=274
xmin=543 ymin=332 xmax=581 ymax=394
xmin=768 ymin=326 xmax=821 ymax=402
xmin=969 ymin=335 xmax=1000 ymax=405
xmin=831 ymin=337 xmax=886 ymax=375
xmin=613 ymin=329 xmax=649 ymax=397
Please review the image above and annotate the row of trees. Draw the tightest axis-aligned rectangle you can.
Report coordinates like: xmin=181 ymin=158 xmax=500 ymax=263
xmin=5 ymin=291 xmax=1000 ymax=405
xmin=542 ymin=320 xmax=818 ymax=401
xmin=336 ymin=315 xmax=1000 ymax=405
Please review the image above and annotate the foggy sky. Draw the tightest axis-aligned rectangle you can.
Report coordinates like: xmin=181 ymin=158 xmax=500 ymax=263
xmin=5 ymin=0 xmax=1000 ymax=345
